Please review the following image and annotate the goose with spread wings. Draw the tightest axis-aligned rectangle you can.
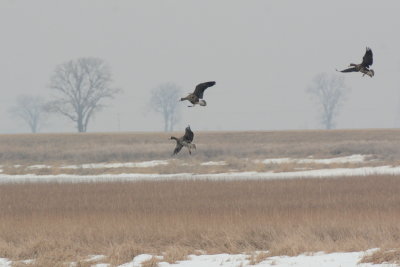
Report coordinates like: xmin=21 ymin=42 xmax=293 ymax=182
xmin=180 ymin=81 xmax=216 ymax=107
xmin=170 ymin=126 xmax=196 ymax=155
xmin=337 ymin=47 xmax=374 ymax=77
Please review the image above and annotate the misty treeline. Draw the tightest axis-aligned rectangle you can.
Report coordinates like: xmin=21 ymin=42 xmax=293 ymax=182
xmin=10 ymin=57 xmax=184 ymax=133
xmin=9 ymin=58 xmax=348 ymax=133
xmin=10 ymin=57 xmax=121 ymax=133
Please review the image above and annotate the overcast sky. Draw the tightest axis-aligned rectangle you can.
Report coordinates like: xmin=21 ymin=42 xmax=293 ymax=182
xmin=1 ymin=0 xmax=400 ymax=133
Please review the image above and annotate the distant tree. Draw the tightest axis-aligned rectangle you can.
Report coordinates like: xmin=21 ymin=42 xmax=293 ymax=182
xmin=307 ymin=73 xmax=349 ymax=129
xmin=149 ymin=82 xmax=182 ymax=132
xmin=9 ymin=95 xmax=47 ymax=133
xmin=47 ymin=57 xmax=120 ymax=132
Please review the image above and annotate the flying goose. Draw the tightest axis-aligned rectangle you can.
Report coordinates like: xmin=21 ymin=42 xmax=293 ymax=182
xmin=180 ymin=81 xmax=216 ymax=107
xmin=337 ymin=47 xmax=374 ymax=77
xmin=170 ymin=126 xmax=196 ymax=155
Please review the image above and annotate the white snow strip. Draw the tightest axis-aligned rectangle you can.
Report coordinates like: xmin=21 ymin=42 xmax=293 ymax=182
xmin=0 ymin=258 xmax=11 ymax=267
xmin=0 ymin=250 xmax=394 ymax=267
xmin=27 ymin=165 xmax=52 ymax=170
xmin=298 ymin=154 xmax=367 ymax=164
xmin=200 ymin=161 xmax=227 ymax=166
xmin=61 ymin=160 xmax=169 ymax=169
xmin=261 ymin=154 xmax=367 ymax=165
xmin=109 ymin=250 xmax=392 ymax=267
xmin=261 ymin=158 xmax=293 ymax=164
xmin=17 ymin=155 xmax=367 ymax=172
xmin=262 ymin=251 xmax=391 ymax=267
xmin=1 ymin=165 xmax=400 ymax=183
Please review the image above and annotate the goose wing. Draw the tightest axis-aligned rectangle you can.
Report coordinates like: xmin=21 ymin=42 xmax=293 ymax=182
xmin=173 ymin=142 xmax=183 ymax=155
xmin=193 ymin=81 xmax=216 ymax=99
xmin=338 ymin=67 xmax=358 ymax=73
xmin=361 ymin=47 xmax=373 ymax=68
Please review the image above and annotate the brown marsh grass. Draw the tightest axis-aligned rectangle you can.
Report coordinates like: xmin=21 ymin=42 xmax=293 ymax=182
xmin=247 ymin=251 xmax=269 ymax=265
xmin=0 ymin=176 xmax=399 ymax=265
xmin=140 ymin=256 xmax=160 ymax=267
xmin=360 ymin=249 xmax=400 ymax=265
xmin=2 ymin=129 xmax=400 ymax=175
xmin=2 ymin=129 xmax=400 ymax=165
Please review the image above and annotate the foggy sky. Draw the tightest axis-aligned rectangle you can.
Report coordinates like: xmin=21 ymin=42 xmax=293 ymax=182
xmin=1 ymin=0 xmax=400 ymax=133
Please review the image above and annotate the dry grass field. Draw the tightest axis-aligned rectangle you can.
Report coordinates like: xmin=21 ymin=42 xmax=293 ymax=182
xmin=0 ymin=177 xmax=399 ymax=266
xmin=1 ymin=129 xmax=400 ymax=165
xmin=1 ymin=129 xmax=400 ymax=175
xmin=1 ymin=130 xmax=400 ymax=266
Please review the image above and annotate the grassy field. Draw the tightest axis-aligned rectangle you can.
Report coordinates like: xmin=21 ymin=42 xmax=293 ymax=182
xmin=1 ymin=130 xmax=400 ymax=266
xmin=0 ymin=176 xmax=399 ymax=266
xmin=1 ymin=129 xmax=400 ymax=164
xmin=1 ymin=129 xmax=400 ymax=175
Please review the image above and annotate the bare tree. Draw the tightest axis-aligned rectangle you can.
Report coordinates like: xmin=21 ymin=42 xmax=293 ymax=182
xmin=47 ymin=57 xmax=120 ymax=132
xmin=149 ymin=82 xmax=182 ymax=132
xmin=307 ymin=73 xmax=349 ymax=129
xmin=9 ymin=95 xmax=47 ymax=133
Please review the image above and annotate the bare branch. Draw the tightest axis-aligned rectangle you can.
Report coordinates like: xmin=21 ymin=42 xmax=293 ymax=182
xmin=48 ymin=57 xmax=121 ymax=132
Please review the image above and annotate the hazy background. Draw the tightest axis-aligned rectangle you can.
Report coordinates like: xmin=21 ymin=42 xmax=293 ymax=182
xmin=1 ymin=0 xmax=400 ymax=133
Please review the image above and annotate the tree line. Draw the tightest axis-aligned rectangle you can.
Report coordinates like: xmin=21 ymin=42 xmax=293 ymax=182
xmin=9 ymin=57 xmax=349 ymax=133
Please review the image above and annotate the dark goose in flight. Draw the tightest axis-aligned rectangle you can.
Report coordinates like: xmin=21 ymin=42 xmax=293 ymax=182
xmin=337 ymin=47 xmax=374 ymax=77
xmin=180 ymin=81 xmax=216 ymax=107
xmin=170 ymin=126 xmax=196 ymax=155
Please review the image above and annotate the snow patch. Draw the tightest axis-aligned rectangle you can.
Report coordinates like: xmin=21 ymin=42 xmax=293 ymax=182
xmin=27 ymin=165 xmax=52 ymax=170
xmin=261 ymin=250 xmax=389 ymax=267
xmin=0 ymin=258 xmax=11 ymax=267
xmin=61 ymin=160 xmax=169 ymax=169
xmin=2 ymin=165 xmax=400 ymax=183
xmin=0 ymin=250 xmax=392 ymax=267
xmin=86 ymin=255 xmax=107 ymax=262
xmin=261 ymin=158 xmax=292 ymax=164
xmin=200 ymin=161 xmax=227 ymax=166
xmin=261 ymin=154 xmax=367 ymax=165
xmin=113 ymin=250 xmax=391 ymax=267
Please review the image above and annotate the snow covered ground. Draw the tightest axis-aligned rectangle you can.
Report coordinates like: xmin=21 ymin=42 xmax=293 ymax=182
xmin=1 ymin=165 xmax=400 ymax=183
xmin=122 ymin=251 xmax=395 ymax=267
xmin=61 ymin=160 xmax=169 ymax=169
xmin=0 ymin=154 xmax=397 ymax=183
xmin=24 ymin=160 xmax=170 ymax=170
xmin=7 ymin=161 xmax=170 ymax=171
xmin=200 ymin=161 xmax=228 ymax=166
xmin=5 ymin=155 xmax=372 ymax=173
xmin=0 ymin=250 xmax=396 ymax=267
xmin=260 ymin=154 xmax=367 ymax=165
